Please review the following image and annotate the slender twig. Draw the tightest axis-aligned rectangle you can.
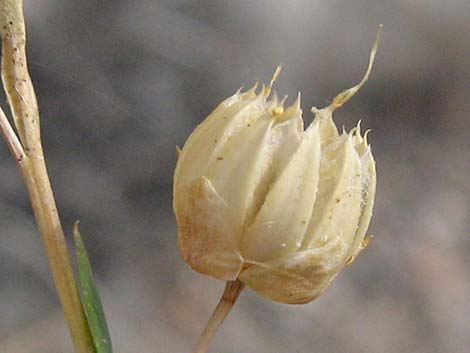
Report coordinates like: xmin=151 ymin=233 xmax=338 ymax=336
xmin=0 ymin=106 xmax=24 ymax=162
xmin=193 ymin=280 xmax=245 ymax=353
xmin=0 ymin=1 xmax=94 ymax=353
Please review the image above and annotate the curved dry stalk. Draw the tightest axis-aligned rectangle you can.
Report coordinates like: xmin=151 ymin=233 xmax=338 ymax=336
xmin=193 ymin=280 xmax=245 ymax=353
xmin=0 ymin=106 xmax=24 ymax=162
xmin=0 ymin=1 xmax=94 ymax=352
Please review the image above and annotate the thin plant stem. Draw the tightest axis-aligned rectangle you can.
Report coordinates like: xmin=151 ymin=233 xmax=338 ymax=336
xmin=193 ymin=280 xmax=245 ymax=353
xmin=0 ymin=1 xmax=94 ymax=352
xmin=0 ymin=106 xmax=24 ymax=162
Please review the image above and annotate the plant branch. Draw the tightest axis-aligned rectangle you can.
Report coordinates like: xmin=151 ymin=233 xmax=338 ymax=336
xmin=193 ymin=280 xmax=245 ymax=353
xmin=0 ymin=106 xmax=24 ymax=162
xmin=0 ymin=1 xmax=94 ymax=352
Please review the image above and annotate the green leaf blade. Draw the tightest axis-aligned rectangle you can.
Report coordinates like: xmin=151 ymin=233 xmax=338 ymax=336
xmin=74 ymin=222 xmax=113 ymax=353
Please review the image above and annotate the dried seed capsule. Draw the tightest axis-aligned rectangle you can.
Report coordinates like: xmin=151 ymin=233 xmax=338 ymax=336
xmin=174 ymin=27 xmax=381 ymax=304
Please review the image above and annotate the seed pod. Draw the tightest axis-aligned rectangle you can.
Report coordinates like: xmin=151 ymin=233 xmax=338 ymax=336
xmin=174 ymin=27 xmax=381 ymax=304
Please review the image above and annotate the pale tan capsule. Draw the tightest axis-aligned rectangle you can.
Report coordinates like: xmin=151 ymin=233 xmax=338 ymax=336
xmin=174 ymin=27 xmax=381 ymax=304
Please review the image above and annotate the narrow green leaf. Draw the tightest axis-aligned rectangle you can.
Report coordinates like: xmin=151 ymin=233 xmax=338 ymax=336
xmin=73 ymin=222 xmax=113 ymax=353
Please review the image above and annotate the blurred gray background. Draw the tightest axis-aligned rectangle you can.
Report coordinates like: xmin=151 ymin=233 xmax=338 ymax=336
xmin=0 ymin=0 xmax=469 ymax=352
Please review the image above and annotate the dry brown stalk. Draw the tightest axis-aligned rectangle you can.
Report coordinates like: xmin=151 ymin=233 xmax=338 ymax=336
xmin=0 ymin=1 xmax=94 ymax=352
xmin=193 ymin=280 xmax=245 ymax=353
